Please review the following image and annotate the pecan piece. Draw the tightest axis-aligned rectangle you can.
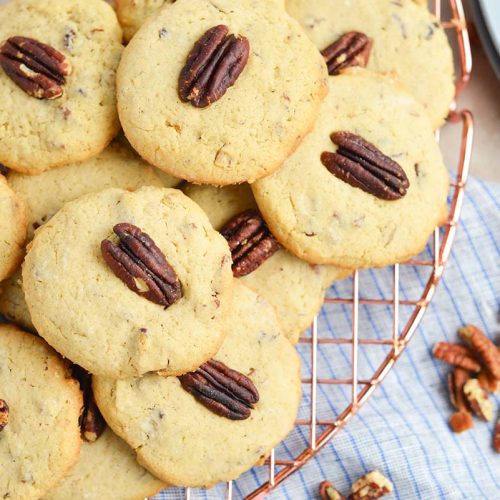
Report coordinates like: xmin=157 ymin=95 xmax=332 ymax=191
xmin=178 ymin=25 xmax=250 ymax=108
xmin=101 ymin=223 xmax=182 ymax=308
xmin=350 ymin=470 xmax=393 ymax=499
xmin=0 ymin=399 xmax=9 ymax=432
xmin=220 ymin=210 xmax=280 ymax=277
xmin=432 ymin=341 xmax=481 ymax=372
xmin=463 ymin=378 xmax=494 ymax=422
xmin=0 ymin=36 xmax=71 ymax=99
xmin=321 ymin=31 xmax=372 ymax=75
xmin=494 ymin=418 xmax=500 ymax=453
xmin=458 ymin=324 xmax=500 ymax=380
xmin=71 ymin=365 xmax=106 ymax=442
xmin=319 ymin=480 xmax=346 ymax=500
xmin=321 ymin=132 xmax=409 ymax=200
xmin=477 ymin=369 xmax=500 ymax=394
xmin=178 ymin=359 xmax=259 ymax=420
xmin=448 ymin=367 xmax=474 ymax=433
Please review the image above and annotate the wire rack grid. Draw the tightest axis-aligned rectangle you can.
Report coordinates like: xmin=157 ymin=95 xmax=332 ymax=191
xmin=176 ymin=1 xmax=474 ymax=498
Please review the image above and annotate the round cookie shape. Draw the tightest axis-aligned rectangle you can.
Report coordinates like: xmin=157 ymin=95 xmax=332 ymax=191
xmin=0 ymin=325 xmax=82 ymax=500
xmin=8 ymin=138 xmax=173 ymax=241
xmin=23 ymin=186 xmax=233 ymax=379
xmin=285 ymin=0 xmax=454 ymax=128
xmin=0 ymin=0 xmax=123 ymax=174
xmin=94 ymin=282 xmax=301 ymax=487
xmin=185 ymin=183 xmax=349 ymax=344
xmin=252 ymin=70 xmax=449 ymax=269
xmin=0 ymin=176 xmax=26 ymax=281
xmin=117 ymin=0 xmax=328 ymax=185
xmin=43 ymin=427 xmax=167 ymax=500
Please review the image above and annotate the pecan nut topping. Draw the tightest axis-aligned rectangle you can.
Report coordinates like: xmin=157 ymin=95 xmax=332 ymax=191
xmin=321 ymin=31 xmax=372 ymax=76
xmin=463 ymin=378 xmax=494 ymax=422
xmin=178 ymin=25 xmax=250 ymax=108
xmin=101 ymin=223 xmax=182 ymax=308
xmin=459 ymin=324 xmax=500 ymax=380
xmin=178 ymin=359 xmax=259 ymax=420
xmin=220 ymin=209 xmax=280 ymax=277
xmin=0 ymin=399 xmax=9 ymax=432
xmin=321 ymin=132 xmax=410 ymax=200
xmin=0 ymin=36 xmax=72 ymax=99
xmin=71 ymin=365 xmax=106 ymax=442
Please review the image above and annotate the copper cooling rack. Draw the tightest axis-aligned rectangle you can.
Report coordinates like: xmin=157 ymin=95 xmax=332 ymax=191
xmin=173 ymin=0 xmax=474 ymax=498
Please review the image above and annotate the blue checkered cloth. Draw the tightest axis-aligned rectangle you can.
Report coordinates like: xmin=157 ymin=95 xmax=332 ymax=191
xmin=154 ymin=176 xmax=499 ymax=500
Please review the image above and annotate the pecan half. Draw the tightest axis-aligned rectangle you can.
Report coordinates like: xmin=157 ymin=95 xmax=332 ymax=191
xmin=350 ymin=471 xmax=393 ymax=499
xmin=0 ymin=399 xmax=9 ymax=432
xmin=178 ymin=359 xmax=259 ymax=420
xmin=220 ymin=210 xmax=280 ymax=277
xmin=321 ymin=31 xmax=372 ymax=75
xmin=463 ymin=378 xmax=494 ymax=422
xmin=448 ymin=367 xmax=474 ymax=433
xmin=321 ymin=132 xmax=409 ymax=200
xmin=0 ymin=36 xmax=71 ymax=99
xmin=71 ymin=365 xmax=106 ymax=442
xmin=459 ymin=324 xmax=500 ymax=380
xmin=101 ymin=223 xmax=182 ymax=308
xmin=494 ymin=418 xmax=500 ymax=453
xmin=319 ymin=480 xmax=346 ymax=500
xmin=432 ymin=341 xmax=481 ymax=372
xmin=178 ymin=25 xmax=250 ymax=108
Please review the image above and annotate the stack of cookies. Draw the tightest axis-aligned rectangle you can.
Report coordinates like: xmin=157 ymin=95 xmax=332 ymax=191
xmin=0 ymin=0 xmax=453 ymax=498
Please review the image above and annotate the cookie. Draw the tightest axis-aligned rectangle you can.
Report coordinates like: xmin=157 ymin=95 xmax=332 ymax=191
xmin=117 ymin=0 xmax=328 ymax=185
xmin=185 ymin=183 xmax=349 ymax=343
xmin=8 ymin=138 xmax=173 ymax=240
xmin=0 ymin=270 xmax=34 ymax=332
xmin=252 ymin=70 xmax=449 ymax=269
xmin=0 ymin=176 xmax=26 ymax=281
xmin=0 ymin=324 xmax=82 ymax=500
xmin=0 ymin=0 xmax=123 ymax=174
xmin=116 ymin=0 xmax=173 ymax=42
xmin=23 ymin=186 xmax=233 ymax=379
xmin=94 ymin=282 xmax=301 ymax=487
xmin=285 ymin=0 xmax=454 ymax=128
xmin=44 ymin=427 xmax=167 ymax=500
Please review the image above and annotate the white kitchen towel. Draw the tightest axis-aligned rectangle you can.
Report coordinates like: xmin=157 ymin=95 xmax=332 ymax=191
xmin=154 ymin=175 xmax=499 ymax=500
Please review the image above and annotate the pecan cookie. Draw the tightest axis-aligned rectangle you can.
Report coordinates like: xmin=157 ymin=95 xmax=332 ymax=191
xmin=0 ymin=325 xmax=82 ymax=500
xmin=0 ymin=0 xmax=123 ymax=174
xmin=117 ymin=0 xmax=328 ymax=185
xmin=0 ymin=139 xmax=173 ymax=331
xmin=185 ymin=183 xmax=350 ymax=344
xmin=44 ymin=427 xmax=167 ymax=500
xmin=0 ymin=176 xmax=26 ymax=281
xmin=94 ymin=282 xmax=301 ymax=487
xmin=286 ymin=0 xmax=454 ymax=128
xmin=23 ymin=187 xmax=233 ymax=379
xmin=252 ymin=70 xmax=449 ymax=268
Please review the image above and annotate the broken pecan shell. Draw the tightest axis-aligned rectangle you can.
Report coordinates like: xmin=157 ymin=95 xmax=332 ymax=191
xmin=350 ymin=470 xmax=393 ymax=499
xmin=178 ymin=359 xmax=259 ymax=420
xmin=321 ymin=132 xmax=409 ymax=200
xmin=101 ymin=223 xmax=182 ymax=308
xmin=459 ymin=324 xmax=500 ymax=380
xmin=319 ymin=480 xmax=346 ymax=500
xmin=463 ymin=378 xmax=494 ymax=422
xmin=220 ymin=209 xmax=280 ymax=277
xmin=0 ymin=36 xmax=71 ymax=99
xmin=432 ymin=341 xmax=481 ymax=372
xmin=321 ymin=31 xmax=372 ymax=75
xmin=0 ymin=399 xmax=9 ymax=432
xmin=178 ymin=25 xmax=250 ymax=108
